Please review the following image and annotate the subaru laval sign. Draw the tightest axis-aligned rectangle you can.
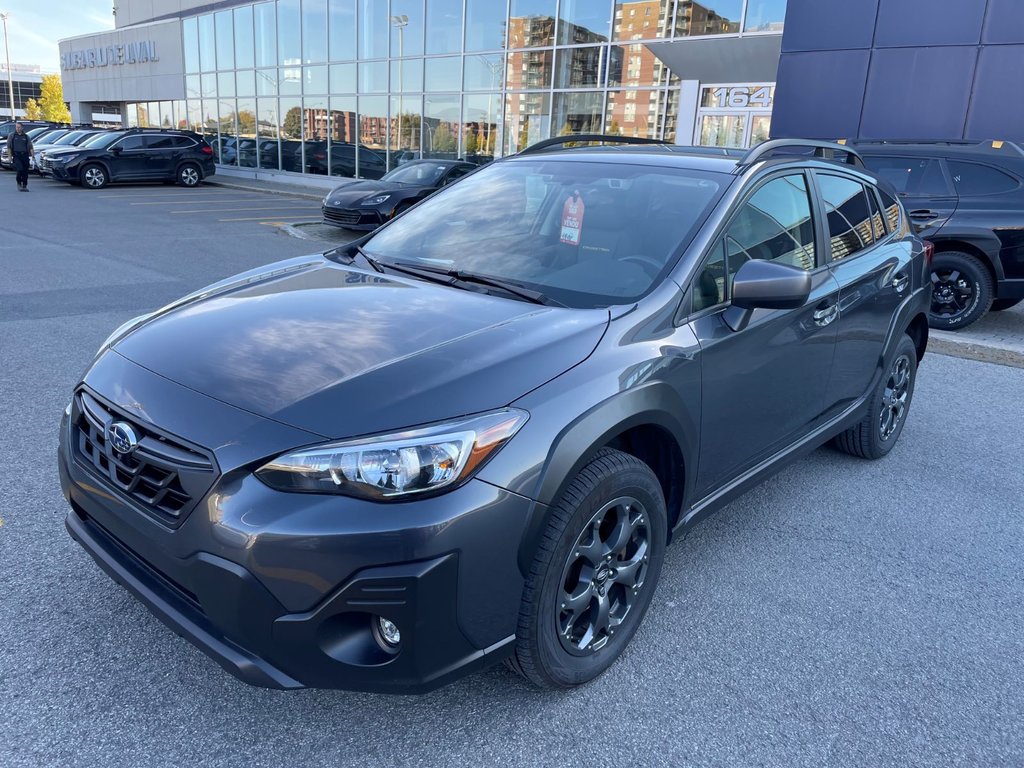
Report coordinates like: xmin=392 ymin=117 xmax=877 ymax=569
xmin=61 ymin=41 xmax=159 ymax=71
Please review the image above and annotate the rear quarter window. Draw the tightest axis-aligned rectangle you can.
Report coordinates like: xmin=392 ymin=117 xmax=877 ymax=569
xmin=862 ymin=155 xmax=951 ymax=196
xmin=946 ymin=160 xmax=1020 ymax=196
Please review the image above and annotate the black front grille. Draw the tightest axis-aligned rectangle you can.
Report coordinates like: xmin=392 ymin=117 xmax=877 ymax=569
xmin=322 ymin=206 xmax=366 ymax=227
xmin=72 ymin=389 xmax=217 ymax=526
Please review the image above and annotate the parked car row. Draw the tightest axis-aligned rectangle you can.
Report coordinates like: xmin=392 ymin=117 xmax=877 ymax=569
xmin=2 ymin=126 xmax=216 ymax=189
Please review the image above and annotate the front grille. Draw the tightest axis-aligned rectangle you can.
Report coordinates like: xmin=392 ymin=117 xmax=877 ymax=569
xmin=322 ymin=206 xmax=366 ymax=227
xmin=72 ymin=389 xmax=217 ymax=527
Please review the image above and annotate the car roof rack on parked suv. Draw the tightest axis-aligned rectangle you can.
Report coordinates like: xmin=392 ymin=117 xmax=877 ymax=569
xmin=848 ymin=138 xmax=1024 ymax=155
xmin=734 ymin=139 xmax=865 ymax=173
xmin=517 ymin=133 xmax=673 ymax=155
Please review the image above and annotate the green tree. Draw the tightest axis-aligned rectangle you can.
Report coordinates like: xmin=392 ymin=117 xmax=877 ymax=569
xmin=23 ymin=98 xmax=42 ymax=120
xmin=39 ymin=74 xmax=72 ymax=123
xmin=282 ymin=106 xmax=303 ymax=139
xmin=464 ymin=131 xmax=479 ymax=155
xmin=237 ymin=110 xmax=256 ymax=135
xmin=432 ymin=123 xmax=456 ymax=152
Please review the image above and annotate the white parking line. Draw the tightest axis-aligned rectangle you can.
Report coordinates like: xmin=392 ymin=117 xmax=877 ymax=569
xmin=218 ymin=215 xmax=322 ymax=222
xmin=173 ymin=206 xmax=321 ymax=214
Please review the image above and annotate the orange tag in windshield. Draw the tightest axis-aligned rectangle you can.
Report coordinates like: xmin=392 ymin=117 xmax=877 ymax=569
xmin=560 ymin=194 xmax=585 ymax=245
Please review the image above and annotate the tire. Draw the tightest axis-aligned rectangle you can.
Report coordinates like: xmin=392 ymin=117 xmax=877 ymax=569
xmin=80 ymin=164 xmax=108 ymax=189
xmin=990 ymin=298 xmax=1022 ymax=312
xmin=928 ymin=251 xmax=993 ymax=330
xmin=507 ymin=448 xmax=667 ymax=689
xmin=833 ymin=334 xmax=917 ymax=460
xmin=177 ymin=163 xmax=202 ymax=187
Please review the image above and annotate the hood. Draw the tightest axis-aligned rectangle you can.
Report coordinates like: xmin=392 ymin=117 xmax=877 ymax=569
xmin=112 ymin=258 xmax=608 ymax=439
xmin=326 ymin=181 xmax=411 ymax=204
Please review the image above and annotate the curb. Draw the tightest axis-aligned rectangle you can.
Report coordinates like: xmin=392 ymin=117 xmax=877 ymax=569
xmin=928 ymin=335 xmax=1024 ymax=369
xmin=206 ymin=178 xmax=324 ymax=201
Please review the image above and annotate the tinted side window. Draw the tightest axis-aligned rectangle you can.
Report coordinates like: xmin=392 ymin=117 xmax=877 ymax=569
xmin=865 ymin=185 xmax=886 ymax=241
xmin=862 ymin=155 xmax=951 ymax=196
xmin=878 ymin=187 xmax=902 ymax=233
xmin=115 ymin=136 xmax=147 ymax=151
xmin=818 ymin=174 xmax=874 ymax=261
xmin=725 ymin=174 xmax=818 ymax=284
xmin=947 ymin=161 xmax=1019 ymax=196
xmin=147 ymin=135 xmax=176 ymax=149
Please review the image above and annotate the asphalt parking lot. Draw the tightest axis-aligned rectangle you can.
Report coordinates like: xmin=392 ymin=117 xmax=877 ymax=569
xmin=1 ymin=173 xmax=1023 ymax=767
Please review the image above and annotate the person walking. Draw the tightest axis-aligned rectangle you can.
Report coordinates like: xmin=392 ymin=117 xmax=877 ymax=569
xmin=9 ymin=122 xmax=33 ymax=191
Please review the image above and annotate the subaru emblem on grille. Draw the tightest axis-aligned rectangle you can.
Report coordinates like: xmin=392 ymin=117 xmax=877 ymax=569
xmin=108 ymin=421 xmax=139 ymax=455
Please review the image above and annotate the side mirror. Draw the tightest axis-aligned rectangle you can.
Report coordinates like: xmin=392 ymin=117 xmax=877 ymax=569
xmin=110 ymin=146 xmax=122 ymax=155
xmin=723 ymin=259 xmax=812 ymax=332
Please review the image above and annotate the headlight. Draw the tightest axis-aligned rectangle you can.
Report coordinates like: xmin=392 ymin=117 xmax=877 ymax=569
xmin=56 ymin=154 xmax=78 ymax=164
xmin=360 ymin=194 xmax=391 ymax=206
xmin=256 ymin=409 xmax=528 ymax=500
xmin=96 ymin=312 xmax=153 ymax=355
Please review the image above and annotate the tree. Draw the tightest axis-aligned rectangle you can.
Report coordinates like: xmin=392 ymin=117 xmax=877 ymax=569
xmin=432 ymin=123 xmax=456 ymax=152
xmin=237 ymin=110 xmax=256 ymax=135
xmin=39 ymin=74 xmax=72 ymax=123
xmin=282 ymin=106 xmax=303 ymax=139
xmin=24 ymin=98 xmax=42 ymax=120
xmin=463 ymin=131 xmax=479 ymax=155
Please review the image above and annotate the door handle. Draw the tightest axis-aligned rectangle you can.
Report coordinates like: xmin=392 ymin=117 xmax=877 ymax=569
xmin=813 ymin=303 xmax=839 ymax=326
xmin=892 ymin=272 xmax=910 ymax=294
xmin=909 ymin=210 xmax=939 ymax=220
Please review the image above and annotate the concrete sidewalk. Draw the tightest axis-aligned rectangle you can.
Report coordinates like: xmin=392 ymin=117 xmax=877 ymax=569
xmin=929 ymin=303 xmax=1024 ymax=368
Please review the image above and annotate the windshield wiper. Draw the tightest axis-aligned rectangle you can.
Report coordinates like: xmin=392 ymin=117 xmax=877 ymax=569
xmin=392 ymin=262 xmax=564 ymax=307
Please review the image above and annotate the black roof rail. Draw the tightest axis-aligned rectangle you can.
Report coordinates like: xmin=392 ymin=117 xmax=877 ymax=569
xmin=734 ymin=139 xmax=865 ymax=173
xmin=518 ymin=133 xmax=672 ymax=156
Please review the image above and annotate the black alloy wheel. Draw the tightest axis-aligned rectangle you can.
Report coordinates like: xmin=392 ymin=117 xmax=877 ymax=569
xmin=879 ymin=353 xmax=911 ymax=442
xmin=507 ymin=448 xmax=667 ymax=689
xmin=928 ymin=251 xmax=993 ymax=330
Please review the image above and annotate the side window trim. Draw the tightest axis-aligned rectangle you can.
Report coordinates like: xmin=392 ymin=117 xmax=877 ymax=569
xmin=867 ymin=184 xmax=895 ymax=240
xmin=814 ymin=170 xmax=886 ymax=264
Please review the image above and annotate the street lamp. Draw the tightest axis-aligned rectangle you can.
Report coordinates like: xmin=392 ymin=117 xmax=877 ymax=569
xmin=390 ymin=14 xmax=408 ymax=160
xmin=0 ymin=13 xmax=14 ymax=121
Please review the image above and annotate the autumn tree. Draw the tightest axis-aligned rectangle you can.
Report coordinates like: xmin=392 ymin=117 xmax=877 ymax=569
xmin=39 ymin=74 xmax=72 ymax=123
xmin=24 ymin=98 xmax=42 ymax=120
xmin=431 ymin=123 xmax=456 ymax=152
xmin=282 ymin=106 xmax=303 ymax=139
xmin=237 ymin=110 xmax=256 ymax=135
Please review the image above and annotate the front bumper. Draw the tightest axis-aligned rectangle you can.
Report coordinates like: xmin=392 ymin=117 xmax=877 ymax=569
xmin=58 ymin=353 xmax=533 ymax=693
xmin=322 ymin=205 xmax=384 ymax=231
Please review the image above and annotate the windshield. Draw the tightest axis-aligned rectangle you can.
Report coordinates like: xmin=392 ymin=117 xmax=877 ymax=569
xmin=36 ymin=130 xmax=69 ymax=144
xmin=84 ymin=132 xmax=123 ymax=149
xmin=27 ymin=127 xmax=52 ymax=139
xmin=381 ymin=162 xmax=450 ymax=185
xmin=363 ymin=158 xmax=726 ymax=308
xmin=52 ymin=131 xmax=88 ymax=145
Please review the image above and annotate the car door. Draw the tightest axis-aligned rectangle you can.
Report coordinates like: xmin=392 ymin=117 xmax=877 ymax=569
xmin=108 ymin=135 xmax=149 ymax=179
xmin=815 ymin=172 xmax=915 ymax=416
xmin=142 ymin=134 xmax=179 ymax=178
xmin=687 ymin=171 xmax=840 ymax=497
xmin=860 ymin=154 xmax=957 ymax=236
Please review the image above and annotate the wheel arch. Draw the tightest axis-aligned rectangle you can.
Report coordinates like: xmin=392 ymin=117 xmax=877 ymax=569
xmin=905 ymin=311 xmax=929 ymax=363
xmin=175 ymin=159 xmax=204 ymax=179
xmin=930 ymin=234 xmax=1003 ymax=283
xmin=79 ymin=159 xmax=111 ymax=182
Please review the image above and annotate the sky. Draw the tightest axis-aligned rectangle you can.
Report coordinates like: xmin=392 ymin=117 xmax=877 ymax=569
xmin=1 ymin=0 xmax=114 ymax=72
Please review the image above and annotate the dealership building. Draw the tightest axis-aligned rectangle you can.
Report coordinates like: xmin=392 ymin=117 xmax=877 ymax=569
xmin=58 ymin=0 xmax=1021 ymax=182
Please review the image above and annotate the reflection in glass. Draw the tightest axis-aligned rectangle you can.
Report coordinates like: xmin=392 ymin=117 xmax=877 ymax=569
xmin=464 ymin=54 xmax=505 ymax=91
xmin=172 ymin=100 xmax=186 ymax=129
xmin=281 ymin=62 xmax=302 ymax=96
xmin=201 ymin=98 xmax=218 ymax=148
xmin=613 ymin=0 xmax=673 ymax=41
xmin=304 ymin=95 xmax=329 ymax=172
xmin=185 ymin=74 xmax=200 ymax=101
xmin=278 ymin=0 xmax=301 ymax=65
xmin=257 ymin=96 xmax=279 ymax=170
xmin=505 ymin=48 xmax=553 ymax=90
xmin=390 ymin=57 xmax=423 ymax=93
xmin=201 ymin=72 xmax=217 ymax=98
xmin=465 ymin=0 xmax=506 ymax=52
xmin=508 ymin=3 xmax=554 ymax=48
xmin=559 ymin=0 xmax=611 ymax=44
xmin=254 ymin=2 xmax=277 ymax=68
xmin=390 ymin=94 xmax=421 ymax=157
xmin=700 ymin=114 xmax=745 ymax=147
xmin=234 ymin=6 xmax=255 ymax=69
xmin=279 ymin=96 xmax=303 ymax=172
xmin=750 ymin=114 xmax=771 ymax=145
xmin=606 ymin=89 xmax=663 ymax=138
xmin=359 ymin=61 xmax=388 ymax=93
xmin=744 ymin=0 xmax=787 ymax=32
xmin=236 ymin=69 xmax=256 ymax=98
xmin=674 ymin=1 xmax=742 ymax=36
xmin=425 ymin=56 xmax=462 ymax=92
xmin=186 ymin=99 xmax=203 ymax=135
xmin=390 ymin=0 xmax=424 ymax=57
xmin=215 ymin=10 xmax=234 ymax=70
xmin=218 ymin=71 xmax=235 ymax=98
xmin=256 ymin=68 xmax=278 ymax=96
xmin=425 ymin=0 xmax=463 ymax=54
xmin=303 ymin=0 xmax=328 ymax=63
xmin=304 ymin=66 xmax=328 ymax=94
xmin=358 ymin=95 xmax=390 ymax=175
xmin=504 ymin=92 xmax=551 ymax=153
xmin=553 ymin=91 xmax=604 ymax=135
xmin=607 ymin=42 xmax=667 ymax=88
xmin=424 ymin=94 xmax=461 ymax=160
xmin=183 ymin=17 xmax=199 ymax=74
xmin=218 ymin=97 xmax=237 ymax=163
xmin=237 ymin=98 xmax=257 ymax=168
xmin=554 ymin=46 xmax=606 ymax=89
xmin=328 ymin=94 xmax=358 ymax=177
xmin=198 ymin=14 xmax=216 ymax=71
xmin=331 ymin=63 xmax=356 ymax=93
xmin=329 ymin=0 xmax=356 ymax=61
xmin=463 ymin=93 xmax=500 ymax=163
xmin=359 ymin=0 xmax=388 ymax=59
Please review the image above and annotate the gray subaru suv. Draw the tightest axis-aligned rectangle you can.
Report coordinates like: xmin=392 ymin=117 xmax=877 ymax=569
xmin=58 ymin=138 xmax=930 ymax=693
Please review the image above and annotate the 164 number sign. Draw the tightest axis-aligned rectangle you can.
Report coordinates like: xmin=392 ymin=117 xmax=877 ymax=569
xmin=706 ymin=86 xmax=773 ymax=109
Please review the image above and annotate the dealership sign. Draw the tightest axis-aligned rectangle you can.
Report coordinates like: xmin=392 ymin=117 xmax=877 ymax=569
xmin=61 ymin=41 xmax=160 ymax=71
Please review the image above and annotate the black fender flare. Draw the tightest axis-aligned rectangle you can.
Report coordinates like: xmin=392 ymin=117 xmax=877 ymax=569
xmin=516 ymin=382 xmax=696 ymax=575
xmin=931 ymin=229 xmax=1005 ymax=281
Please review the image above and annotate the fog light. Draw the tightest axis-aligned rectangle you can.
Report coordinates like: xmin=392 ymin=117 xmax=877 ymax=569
xmin=376 ymin=616 xmax=401 ymax=648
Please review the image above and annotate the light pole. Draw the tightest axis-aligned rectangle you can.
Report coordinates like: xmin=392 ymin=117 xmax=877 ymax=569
xmin=0 ymin=13 xmax=14 ymax=121
xmin=390 ymin=14 xmax=408 ymax=161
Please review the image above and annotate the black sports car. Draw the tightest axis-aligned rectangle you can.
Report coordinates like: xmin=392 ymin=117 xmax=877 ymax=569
xmin=322 ymin=159 xmax=477 ymax=230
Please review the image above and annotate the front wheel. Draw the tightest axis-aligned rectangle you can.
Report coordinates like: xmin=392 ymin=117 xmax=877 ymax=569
xmin=507 ymin=448 xmax=667 ymax=689
xmin=80 ymin=164 xmax=108 ymax=189
xmin=990 ymin=298 xmax=1022 ymax=312
xmin=833 ymin=334 xmax=917 ymax=460
xmin=928 ymin=251 xmax=993 ymax=330
xmin=177 ymin=163 xmax=202 ymax=187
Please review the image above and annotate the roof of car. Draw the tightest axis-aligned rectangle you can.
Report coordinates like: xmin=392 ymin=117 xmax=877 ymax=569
xmin=850 ymin=139 xmax=1024 ymax=158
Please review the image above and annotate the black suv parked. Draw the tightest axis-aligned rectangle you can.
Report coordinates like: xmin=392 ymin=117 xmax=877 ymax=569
xmin=59 ymin=138 xmax=929 ymax=693
xmin=48 ymin=128 xmax=216 ymax=189
xmin=853 ymin=140 xmax=1024 ymax=328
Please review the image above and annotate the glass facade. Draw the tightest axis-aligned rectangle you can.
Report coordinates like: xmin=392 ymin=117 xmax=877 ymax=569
xmin=147 ymin=0 xmax=786 ymax=177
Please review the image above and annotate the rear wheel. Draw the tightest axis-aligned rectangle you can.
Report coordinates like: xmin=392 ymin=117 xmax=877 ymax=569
xmin=833 ymin=334 xmax=917 ymax=460
xmin=507 ymin=448 xmax=667 ymax=689
xmin=990 ymin=298 xmax=1022 ymax=312
xmin=81 ymin=164 xmax=107 ymax=189
xmin=928 ymin=251 xmax=993 ymax=330
xmin=177 ymin=163 xmax=202 ymax=187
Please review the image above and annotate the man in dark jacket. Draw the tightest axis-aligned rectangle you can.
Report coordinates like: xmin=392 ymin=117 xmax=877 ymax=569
xmin=9 ymin=122 xmax=33 ymax=191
